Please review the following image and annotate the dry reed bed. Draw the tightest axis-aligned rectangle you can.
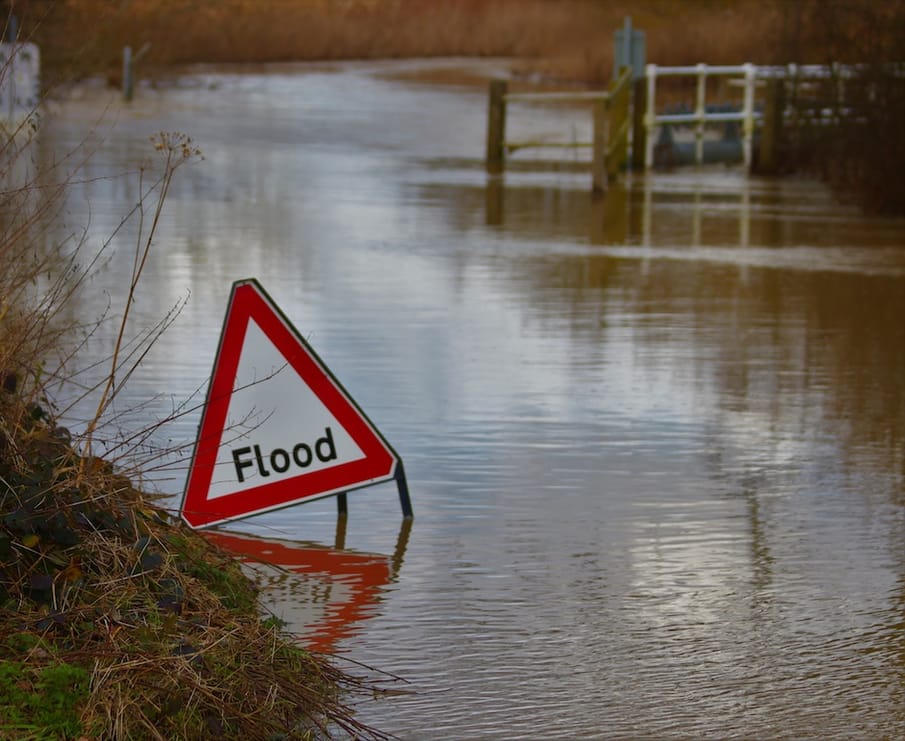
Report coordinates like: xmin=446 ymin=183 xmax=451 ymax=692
xmin=26 ymin=0 xmax=785 ymax=86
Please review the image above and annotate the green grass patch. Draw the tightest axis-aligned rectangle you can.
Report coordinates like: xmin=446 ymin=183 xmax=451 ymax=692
xmin=0 ymin=659 xmax=89 ymax=740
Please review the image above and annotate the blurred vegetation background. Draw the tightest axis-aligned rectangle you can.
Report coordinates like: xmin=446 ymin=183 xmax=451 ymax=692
xmin=0 ymin=0 xmax=859 ymax=83
xmin=4 ymin=0 xmax=903 ymax=212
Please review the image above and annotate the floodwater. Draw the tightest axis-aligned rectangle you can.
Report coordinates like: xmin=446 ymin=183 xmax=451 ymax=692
xmin=35 ymin=60 xmax=905 ymax=738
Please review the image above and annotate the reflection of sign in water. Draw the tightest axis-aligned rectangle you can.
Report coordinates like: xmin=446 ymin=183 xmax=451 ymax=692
xmin=0 ymin=43 xmax=40 ymax=132
xmin=203 ymin=525 xmax=409 ymax=652
xmin=182 ymin=279 xmax=411 ymax=529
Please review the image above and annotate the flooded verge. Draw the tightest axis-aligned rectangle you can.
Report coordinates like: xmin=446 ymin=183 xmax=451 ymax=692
xmin=38 ymin=60 xmax=905 ymax=738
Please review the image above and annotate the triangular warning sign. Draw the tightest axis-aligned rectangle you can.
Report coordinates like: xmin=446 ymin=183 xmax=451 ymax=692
xmin=181 ymin=279 xmax=401 ymax=529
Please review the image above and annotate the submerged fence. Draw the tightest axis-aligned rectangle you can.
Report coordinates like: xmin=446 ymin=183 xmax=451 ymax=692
xmin=486 ymin=67 xmax=632 ymax=193
xmin=640 ymin=62 xmax=893 ymax=173
xmin=486 ymin=62 xmax=893 ymax=186
xmin=641 ymin=63 xmax=758 ymax=170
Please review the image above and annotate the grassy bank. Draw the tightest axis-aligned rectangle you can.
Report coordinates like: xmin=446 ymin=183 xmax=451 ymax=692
xmin=0 ymin=398 xmax=384 ymax=738
xmin=0 ymin=346 xmax=388 ymax=738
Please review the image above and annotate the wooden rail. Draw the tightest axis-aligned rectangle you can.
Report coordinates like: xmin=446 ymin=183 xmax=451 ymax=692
xmin=599 ymin=66 xmax=632 ymax=190
xmin=486 ymin=67 xmax=633 ymax=193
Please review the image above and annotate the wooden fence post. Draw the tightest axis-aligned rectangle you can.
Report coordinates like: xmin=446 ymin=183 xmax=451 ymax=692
xmin=122 ymin=43 xmax=150 ymax=102
xmin=758 ymin=77 xmax=785 ymax=174
xmin=486 ymin=79 xmax=508 ymax=174
xmin=123 ymin=46 xmax=133 ymax=102
xmin=606 ymin=69 xmax=631 ymax=179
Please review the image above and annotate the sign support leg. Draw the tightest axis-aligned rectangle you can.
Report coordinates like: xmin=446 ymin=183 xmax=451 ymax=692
xmin=395 ymin=462 xmax=413 ymax=519
xmin=336 ymin=492 xmax=348 ymax=516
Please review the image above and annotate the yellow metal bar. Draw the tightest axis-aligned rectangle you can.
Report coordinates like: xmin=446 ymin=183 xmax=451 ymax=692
xmin=505 ymin=141 xmax=592 ymax=152
xmin=505 ymin=91 xmax=609 ymax=103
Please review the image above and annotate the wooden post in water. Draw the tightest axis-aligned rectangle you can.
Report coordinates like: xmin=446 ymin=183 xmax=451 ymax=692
xmin=592 ymin=98 xmax=608 ymax=194
xmin=606 ymin=68 xmax=631 ymax=179
xmin=122 ymin=46 xmax=133 ymax=102
xmin=122 ymin=43 xmax=150 ymax=103
xmin=758 ymin=77 xmax=786 ymax=174
xmin=486 ymin=79 xmax=508 ymax=174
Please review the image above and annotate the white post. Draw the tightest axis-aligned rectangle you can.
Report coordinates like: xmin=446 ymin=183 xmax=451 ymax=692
xmin=742 ymin=63 xmax=756 ymax=170
xmin=645 ymin=63 xmax=657 ymax=169
xmin=694 ymin=63 xmax=707 ymax=165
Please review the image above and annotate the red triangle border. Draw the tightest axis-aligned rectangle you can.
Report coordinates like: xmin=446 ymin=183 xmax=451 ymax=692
xmin=181 ymin=279 xmax=398 ymax=529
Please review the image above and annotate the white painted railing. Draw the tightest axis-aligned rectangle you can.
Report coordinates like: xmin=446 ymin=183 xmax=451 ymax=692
xmin=641 ymin=62 xmax=904 ymax=171
xmin=644 ymin=63 xmax=758 ymax=170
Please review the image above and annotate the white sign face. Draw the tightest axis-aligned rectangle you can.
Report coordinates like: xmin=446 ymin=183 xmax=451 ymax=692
xmin=206 ymin=318 xmax=366 ymax=499
xmin=181 ymin=279 xmax=399 ymax=529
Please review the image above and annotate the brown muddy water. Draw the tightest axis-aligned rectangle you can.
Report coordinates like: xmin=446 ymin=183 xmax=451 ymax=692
xmin=35 ymin=60 xmax=905 ymax=738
